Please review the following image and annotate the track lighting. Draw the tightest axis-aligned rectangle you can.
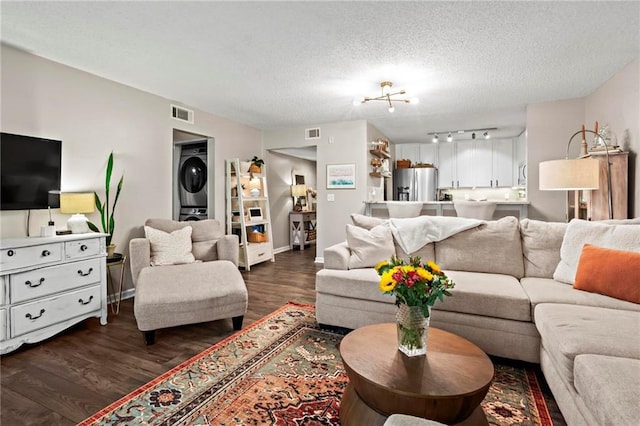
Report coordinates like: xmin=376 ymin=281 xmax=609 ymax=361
xmin=447 ymin=132 xmax=452 ymax=142
xmin=483 ymin=131 xmax=490 ymax=139
xmin=471 ymin=132 xmax=476 ymax=140
xmin=432 ymin=134 xmax=439 ymax=143
xmin=428 ymin=128 xmax=497 ymax=142
xmin=354 ymin=81 xmax=418 ymax=113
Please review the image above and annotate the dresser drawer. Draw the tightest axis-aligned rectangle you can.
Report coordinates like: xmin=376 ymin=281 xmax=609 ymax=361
xmin=0 ymin=308 xmax=6 ymax=340
xmin=10 ymin=258 xmax=102 ymax=304
xmin=246 ymin=242 xmax=273 ymax=263
xmin=65 ymin=238 xmax=101 ymax=260
xmin=0 ymin=243 xmax=62 ymax=272
xmin=11 ymin=285 xmax=101 ymax=337
xmin=0 ymin=276 xmax=6 ymax=305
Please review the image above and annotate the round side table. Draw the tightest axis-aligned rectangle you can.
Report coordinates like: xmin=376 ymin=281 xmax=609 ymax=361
xmin=106 ymin=253 xmax=127 ymax=314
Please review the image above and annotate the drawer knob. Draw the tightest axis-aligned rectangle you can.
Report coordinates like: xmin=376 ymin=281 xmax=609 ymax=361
xmin=25 ymin=277 xmax=45 ymax=288
xmin=80 ymin=244 xmax=88 ymax=251
xmin=77 ymin=267 xmax=93 ymax=277
xmin=7 ymin=249 xmax=14 ymax=257
xmin=41 ymin=250 xmax=51 ymax=257
xmin=25 ymin=309 xmax=45 ymax=320
xmin=78 ymin=295 xmax=94 ymax=305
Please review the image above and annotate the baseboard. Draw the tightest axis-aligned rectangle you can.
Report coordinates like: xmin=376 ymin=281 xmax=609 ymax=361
xmin=274 ymin=245 xmax=290 ymax=254
xmin=108 ymin=288 xmax=135 ymax=304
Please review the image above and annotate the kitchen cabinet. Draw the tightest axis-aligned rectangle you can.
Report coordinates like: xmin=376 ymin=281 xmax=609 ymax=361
xmin=395 ymin=144 xmax=420 ymax=165
xmin=437 ymin=143 xmax=456 ymax=188
xmin=493 ymin=138 xmax=514 ymax=187
xmin=418 ymin=144 xmax=437 ymax=165
xmin=473 ymin=140 xmax=493 ymax=187
xmin=455 ymin=142 xmax=475 ymax=188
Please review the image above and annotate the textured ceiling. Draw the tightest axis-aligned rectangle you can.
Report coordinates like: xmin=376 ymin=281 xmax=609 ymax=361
xmin=1 ymin=1 xmax=638 ymax=143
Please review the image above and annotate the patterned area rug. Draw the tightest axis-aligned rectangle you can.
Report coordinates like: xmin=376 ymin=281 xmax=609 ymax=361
xmin=79 ymin=303 xmax=554 ymax=425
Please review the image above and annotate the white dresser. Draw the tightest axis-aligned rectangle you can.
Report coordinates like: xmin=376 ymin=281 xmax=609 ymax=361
xmin=0 ymin=233 xmax=108 ymax=354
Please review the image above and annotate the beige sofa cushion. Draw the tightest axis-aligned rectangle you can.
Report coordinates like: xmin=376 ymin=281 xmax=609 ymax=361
xmin=521 ymin=277 xmax=640 ymax=321
xmin=145 ymin=218 xmax=225 ymax=261
xmin=144 ymin=225 xmax=195 ymax=266
xmin=435 ymin=216 xmax=524 ymax=278
xmin=574 ymin=355 xmax=640 ymax=426
xmin=534 ymin=303 xmax=640 ymax=387
xmin=520 ymin=219 xmax=567 ymax=278
xmin=554 ymin=219 xmax=640 ymax=284
xmin=315 ymin=268 xmax=391 ymax=304
xmin=351 ymin=213 xmax=386 ymax=230
xmin=346 ymin=223 xmax=395 ymax=269
xmin=435 ymin=270 xmax=531 ymax=321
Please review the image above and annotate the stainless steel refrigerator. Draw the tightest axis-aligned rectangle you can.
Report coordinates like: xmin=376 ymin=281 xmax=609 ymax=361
xmin=393 ymin=167 xmax=438 ymax=201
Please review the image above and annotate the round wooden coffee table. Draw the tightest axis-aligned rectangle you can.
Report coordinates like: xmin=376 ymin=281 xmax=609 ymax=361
xmin=339 ymin=323 xmax=494 ymax=426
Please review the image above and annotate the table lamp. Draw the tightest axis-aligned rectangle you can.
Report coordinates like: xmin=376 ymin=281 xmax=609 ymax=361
xmin=291 ymin=184 xmax=307 ymax=211
xmin=60 ymin=192 xmax=95 ymax=233
xmin=539 ymin=126 xmax=613 ymax=219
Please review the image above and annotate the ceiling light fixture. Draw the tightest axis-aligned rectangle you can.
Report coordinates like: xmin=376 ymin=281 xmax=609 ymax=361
xmin=432 ymin=134 xmax=439 ymax=143
xmin=471 ymin=132 xmax=476 ymax=140
xmin=355 ymin=81 xmax=418 ymax=113
xmin=430 ymin=128 xmax=498 ymax=142
xmin=447 ymin=132 xmax=453 ymax=142
xmin=483 ymin=131 xmax=490 ymax=139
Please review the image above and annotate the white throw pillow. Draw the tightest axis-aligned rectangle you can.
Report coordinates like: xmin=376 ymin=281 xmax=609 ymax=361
xmin=346 ymin=223 xmax=395 ymax=269
xmin=144 ymin=225 xmax=195 ymax=266
xmin=553 ymin=219 xmax=640 ymax=284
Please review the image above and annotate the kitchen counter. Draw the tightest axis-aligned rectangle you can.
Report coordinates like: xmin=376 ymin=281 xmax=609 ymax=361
xmin=363 ymin=200 xmax=530 ymax=219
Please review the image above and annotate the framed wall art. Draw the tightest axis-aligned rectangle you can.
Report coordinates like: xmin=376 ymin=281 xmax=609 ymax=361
xmin=327 ymin=163 xmax=356 ymax=189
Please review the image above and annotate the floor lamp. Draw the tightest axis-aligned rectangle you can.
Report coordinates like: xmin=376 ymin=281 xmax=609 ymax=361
xmin=539 ymin=129 xmax=613 ymax=219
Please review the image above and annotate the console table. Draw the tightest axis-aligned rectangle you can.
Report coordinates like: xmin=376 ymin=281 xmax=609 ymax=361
xmin=289 ymin=211 xmax=317 ymax=250
xmin=0 ymin=233 xmax=108 ymax=354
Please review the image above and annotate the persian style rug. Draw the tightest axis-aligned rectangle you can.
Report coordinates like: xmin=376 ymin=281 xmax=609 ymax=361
xmin=79 ymin=303 xmax=555 ymax=426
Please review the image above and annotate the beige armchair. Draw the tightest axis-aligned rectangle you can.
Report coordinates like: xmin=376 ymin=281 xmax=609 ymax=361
xmin=129 ymin=218 xmax=248 ymax=345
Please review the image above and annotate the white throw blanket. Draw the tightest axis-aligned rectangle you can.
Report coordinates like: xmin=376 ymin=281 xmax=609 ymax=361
xmin=389 ymin=216 xmax=484 ymax=254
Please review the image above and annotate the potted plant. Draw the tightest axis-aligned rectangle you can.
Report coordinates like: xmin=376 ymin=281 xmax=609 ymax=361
xmin=249 ymin=156 xmax=264 ymax=173
xmin=88 ymin=152 xmax=124 ymax=258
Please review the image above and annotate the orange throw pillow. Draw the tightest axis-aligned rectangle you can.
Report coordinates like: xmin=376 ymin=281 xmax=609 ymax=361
xmin=573 ymin=244 xmax=640 ymax=304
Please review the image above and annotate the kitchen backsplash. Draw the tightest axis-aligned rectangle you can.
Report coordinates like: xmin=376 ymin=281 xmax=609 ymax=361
xmin=440 ymin=187 xmax=527 ymax=201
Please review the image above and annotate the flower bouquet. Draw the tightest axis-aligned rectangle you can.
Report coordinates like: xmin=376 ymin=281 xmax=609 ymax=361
xmin=376 ymin=256 xmax=455 ymax=356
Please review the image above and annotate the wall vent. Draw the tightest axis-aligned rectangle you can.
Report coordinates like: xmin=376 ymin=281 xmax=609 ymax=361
xmin=171 ymin=104 xmax=194 ymax=124
xmin=305 ymin=127 xmax=321 ymax=140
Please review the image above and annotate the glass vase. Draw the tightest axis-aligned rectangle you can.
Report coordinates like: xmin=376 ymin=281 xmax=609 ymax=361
xmin=396 ymin=303 xmax=430 ymax=357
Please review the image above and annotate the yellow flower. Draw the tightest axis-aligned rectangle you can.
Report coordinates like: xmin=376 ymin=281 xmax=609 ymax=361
xmin=426 ymin=261 xmax=441 ymax=273
xmin=416 ymin=267 xmax=434 ymax=282
xmin=379 ymin=270 xmax=397 ymax=292
xmin=374 ymin=260 xmax=389 ymax=273
xmin=401 ymin=265 xmax=415 ymax=274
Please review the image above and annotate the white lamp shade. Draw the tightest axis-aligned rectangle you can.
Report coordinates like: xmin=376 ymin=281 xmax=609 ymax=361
xmin=539 ymin=158 xmax=600 ymax=190
xmin=60 ymin=193 xmax=95 ymax=214
xmin=291 ymin=184 xmax=307 ymax=197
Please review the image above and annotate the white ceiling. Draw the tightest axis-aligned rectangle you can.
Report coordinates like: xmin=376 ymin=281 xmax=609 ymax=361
xmin=1 ymin=1 xmax=638 ymax=143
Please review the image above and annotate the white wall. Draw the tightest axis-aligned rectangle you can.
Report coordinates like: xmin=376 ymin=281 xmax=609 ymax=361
xmin=526 ymin=59 xmax=639 ymax=221
xmin=585 ymin=59 xmax=639 ymax=218
xmin=0 ymin=45 xmax=262 ymax=289
xmin=263 ymin=120 xmax=369 ymax=259
xmin=264 ymin=150 xmax=316 ymax=251
xmin=526 ymin=98 xmax=585 ymax=222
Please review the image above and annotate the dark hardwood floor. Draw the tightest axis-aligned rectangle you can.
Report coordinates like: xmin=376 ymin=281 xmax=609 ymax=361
xmin=1 ymin=248 xmax=322 ymax=425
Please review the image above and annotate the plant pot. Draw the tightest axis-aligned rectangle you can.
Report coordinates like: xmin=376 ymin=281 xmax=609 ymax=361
xmin=396 ymin=303 xmax=430 ymax=357
xmin=107 ymin=244 xmax=117 ymax=258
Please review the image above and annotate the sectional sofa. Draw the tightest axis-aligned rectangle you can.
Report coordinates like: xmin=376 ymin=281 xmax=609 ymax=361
xmin=315 ymin=215 xmax=640 ymax=426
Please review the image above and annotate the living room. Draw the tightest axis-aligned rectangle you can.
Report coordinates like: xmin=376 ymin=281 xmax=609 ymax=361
xmin=1 ymin=2 xmax=639 ymax=425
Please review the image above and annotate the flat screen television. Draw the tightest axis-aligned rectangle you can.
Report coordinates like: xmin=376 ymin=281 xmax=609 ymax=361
xmin=0 ymin=132 xmax=62 ymax=210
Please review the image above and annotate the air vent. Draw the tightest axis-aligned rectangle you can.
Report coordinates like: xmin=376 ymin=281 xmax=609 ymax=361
xmin=305 ymin=127 xmax=320 ymax=140
xmin=171 ymin=104 xmax=194 ymax=124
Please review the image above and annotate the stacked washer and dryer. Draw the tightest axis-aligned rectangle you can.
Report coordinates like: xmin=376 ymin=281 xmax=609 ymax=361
xmin=178 ymin=142 xmax=208 ymax=221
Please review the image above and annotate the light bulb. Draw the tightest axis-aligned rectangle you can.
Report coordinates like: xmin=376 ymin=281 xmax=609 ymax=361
xmin=409 ymin=97 xmax=419 ymax=104
xmin=447 ymin=132 xmax=453 ymax=142
xmin=432 ymin=134 xmax=438 ymax=143
xmin=382 ymin=82 xmax=392 ymax=95
xmin=388 ymin=106 xmax=395 ymax=113
xmin=483 ymin=131 xmax=490 ymax=139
